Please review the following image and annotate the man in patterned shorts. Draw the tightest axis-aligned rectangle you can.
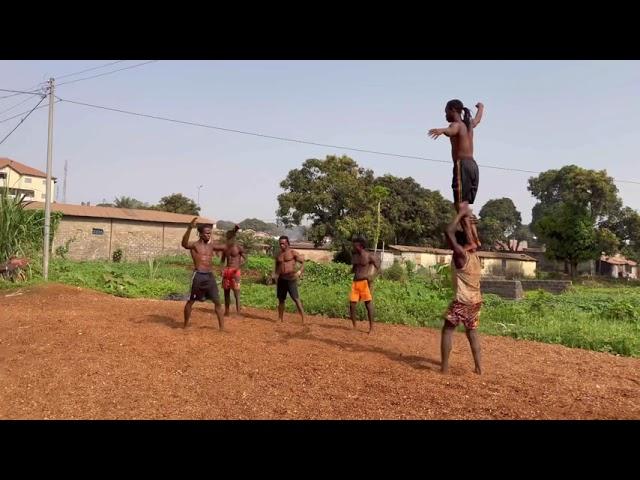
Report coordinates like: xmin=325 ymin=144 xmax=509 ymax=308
xmin=441 ymin=205 xmax=483 ymax=374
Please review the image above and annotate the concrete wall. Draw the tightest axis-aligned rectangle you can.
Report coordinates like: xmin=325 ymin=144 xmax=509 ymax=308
xmin=480 ymin=258 xmax=536 ymax=279
xmin=520 ymin=280 xmax=572 ymax=294
xmin=52 ymin=217 xmax=200 ymax=261
xmin=0 ymin=166 xmax=55 ymax=202
xmin=480 ymin=279 xmax=524 ymax=300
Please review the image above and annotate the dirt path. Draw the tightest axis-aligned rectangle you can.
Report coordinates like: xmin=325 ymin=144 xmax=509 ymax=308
xmin=1 ymin=284 xmax=638 ymax=419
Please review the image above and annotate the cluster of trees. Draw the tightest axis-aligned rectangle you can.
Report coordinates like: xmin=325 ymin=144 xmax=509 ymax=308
xmin=217 ymin=218 xmax=282 ymax=235
xmin=276 ymin=155 xmax=453 ymax=252
xmin=528 ymin=165 xmax=639 ymax=274
xmin=472 ymin=166 xmax=640 ymax=275
xmin=98 ymin=193 xmax=200 ymax=216
xmin=277 ymin=157 xmax=639 ymax=274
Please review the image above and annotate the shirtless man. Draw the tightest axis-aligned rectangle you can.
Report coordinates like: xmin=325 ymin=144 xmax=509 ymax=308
xmin=221 ymin=225 xmax=246 ymax=316
xmin=274 ymin=235 xmax=305 ymax=324
xmin=349 ymin=236 xmax=380 ymax=333
xmin=428 ymin=99 xmax=484 ymax=249
xmin=181 ymin=218 xmax=226 ymax=330
xmin=441 ymin=205 xmax=483 ymax=374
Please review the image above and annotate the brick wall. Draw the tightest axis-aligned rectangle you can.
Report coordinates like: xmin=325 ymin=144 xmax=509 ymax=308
xmin=53 ymin=217 xmax=112 ymax=260
xmin=52 ymin=217 xmax=201 ymax=261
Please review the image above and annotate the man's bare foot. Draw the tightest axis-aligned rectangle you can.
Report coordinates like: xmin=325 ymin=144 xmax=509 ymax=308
xmin=441 ymin=364 xmax=449 ymax=374
xmin=224 ymin=312 xmax=230 ymax=317
xmin=474 ymin=367 xmax=482 ymax=375
xmin=351 ymin=321 xmax=357 ymax=330
xmin=368 ymin=327 xmax=374 ymax=335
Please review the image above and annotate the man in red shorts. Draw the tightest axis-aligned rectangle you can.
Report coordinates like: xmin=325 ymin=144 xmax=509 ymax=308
xmin=441 ymin=205 xmax=483 ymax=374
xmin=221 ymin=225 xmax=246 ymax=316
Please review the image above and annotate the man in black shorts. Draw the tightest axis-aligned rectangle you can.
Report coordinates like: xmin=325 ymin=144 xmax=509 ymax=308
xmin=181 ymin=218 xmax=226 ymax=330
xmin=429 ymin=99 xmax=484 ymax=249
xmin=274 ymin=236 xmax=305 ymax=324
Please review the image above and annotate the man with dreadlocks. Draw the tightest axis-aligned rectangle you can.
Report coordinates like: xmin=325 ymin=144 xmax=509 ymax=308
xmin=181 ymin=218 xmax=227 ymax=330
xmin=428 ymin=99 xmax=484 ymax=250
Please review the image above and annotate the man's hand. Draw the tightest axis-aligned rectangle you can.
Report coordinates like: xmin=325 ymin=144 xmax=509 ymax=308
xmin=476 ymin=102 xmax=484 ymax=109
xmin=190 ymin=217 xmax=198 ymax=229
xmin=428 ymin=128 xmax=442 ymax=139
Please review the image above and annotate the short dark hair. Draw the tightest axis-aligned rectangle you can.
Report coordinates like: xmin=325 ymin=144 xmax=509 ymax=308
xmin=352 ymin=236 xmax=366 ymax=248
xmin=278 ymin=235 xmax=290 ymax=244
xmin=197 ymin=224 xmax=212 ymax=234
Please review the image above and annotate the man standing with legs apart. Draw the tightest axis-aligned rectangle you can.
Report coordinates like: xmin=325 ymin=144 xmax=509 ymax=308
xmin=428 ymin=99 xmax=484 ymax=250
xmin=349 ymin=236 xmax=380 ymax=334
xmin=221 ymin=225 xmax=246 ymax=316
xmin=274 ymin=236 xmax=305 ymax=324
xmin=182 ymin=218 xmax=226 ymax=330
xmin=441 ymin=205 xmax=483 ymax=374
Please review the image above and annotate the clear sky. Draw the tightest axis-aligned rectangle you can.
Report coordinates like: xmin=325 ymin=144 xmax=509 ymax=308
xmin=2 ymin=60 xmax=639 ymax=224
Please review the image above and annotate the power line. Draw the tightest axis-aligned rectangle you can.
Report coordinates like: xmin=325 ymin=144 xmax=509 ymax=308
xmin=55 ymin=60 xmax=127 ymax=80
xmin=0 ymin=94 xmax=41 ymax=116
xmin=56 ymin=95 xmax=640 ymax=186
xmin=0 ymin=99 xmax=55 ymax=124
xmin=0 ymin=88 xmax=42 ymax=99
xmin=56 ymin=60 xmax=158 ymax=87
xmin=1 ymin=61 xmax=129 ymax=103
xmin=0 ymin=95 xmax=47 ymax=145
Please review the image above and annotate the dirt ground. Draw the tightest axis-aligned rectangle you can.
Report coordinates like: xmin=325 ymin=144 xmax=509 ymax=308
xmin=1 ymin=284 xmax=638 ymax=419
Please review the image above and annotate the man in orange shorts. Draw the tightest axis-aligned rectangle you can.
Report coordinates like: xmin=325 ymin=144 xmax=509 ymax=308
xmin=349 ymin=236 xmax=380 ymax=334
xmin=221 ymin=225 xmax=246 ymax=316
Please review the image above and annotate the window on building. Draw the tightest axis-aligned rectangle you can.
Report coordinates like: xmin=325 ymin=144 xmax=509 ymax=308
xmin=42 ymin=179 xmax=46 ymax=185
xmin=92 ymin=228 xmax=104 ymax=235
xmin=41 ymin=193 xmax=46 ymax=199
xmin=24 ymin=177 xmax=32 ymax=183
xmin=0 ymin=172 xmax=6 ymax=179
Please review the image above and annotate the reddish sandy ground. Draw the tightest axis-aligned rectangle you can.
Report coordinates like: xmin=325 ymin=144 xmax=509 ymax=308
xmin=1 ymin=284 xmax=639 ymax=419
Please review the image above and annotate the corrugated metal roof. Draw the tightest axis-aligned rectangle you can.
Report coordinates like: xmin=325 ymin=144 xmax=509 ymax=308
xmin=388 ymin=245 xmax=452 ymax=255
xmin=24 ymin=202 xmax=215 ymax=225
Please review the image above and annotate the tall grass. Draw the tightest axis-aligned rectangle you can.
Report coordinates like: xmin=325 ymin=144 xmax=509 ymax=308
xmin=0 ymin=188 xmax=43 ymax=262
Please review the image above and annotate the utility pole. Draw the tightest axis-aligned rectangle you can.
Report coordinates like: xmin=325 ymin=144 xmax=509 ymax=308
xmin=63 ymin=159 xmax=68 ymax=203
xmin=43 ymin=78 xmax=55 ymax=280
xmin=197 ymin=184 xmax=203 ymax=207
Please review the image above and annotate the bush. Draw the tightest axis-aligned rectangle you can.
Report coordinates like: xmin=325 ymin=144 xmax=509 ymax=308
xmin=381 ymin=260 xmax=406 ymax=282
xmin=112 ymin=249 xmax=123 ymax=263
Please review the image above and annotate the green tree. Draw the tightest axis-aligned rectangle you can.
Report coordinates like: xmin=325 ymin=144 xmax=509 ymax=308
xmin=154 ymin=193 xmax=200 ymax=215
xmin=528 ymin=166 xmax=622 ymax=275
xmin=216 ymin=220 xmax=237 ymax=231
xmin=374 ymin=175 xmax=452 ymax=247
xmin=478 ymin=198 xmax=523 ymax=250
xmin=113 ymin=196 xmax=148 ymax=209
xmin=602 ymin=206 xmax=640 ymax=261
xmin=238 ymin=218 xmax=282 ymax=235
xmin=277 ymin=155 xmax=375 ymax=246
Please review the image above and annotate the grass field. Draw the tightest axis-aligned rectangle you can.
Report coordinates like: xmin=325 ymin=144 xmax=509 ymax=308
xmin=3 ymin=254 xmax=639 ymax=357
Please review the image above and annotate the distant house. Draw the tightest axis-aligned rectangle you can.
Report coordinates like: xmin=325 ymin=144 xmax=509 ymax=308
xmin=0 ymin=157 xmax=56 ymax=202
xmin=25 ymin=202 xmax=215 ymax=262
xmin=380 ymin=244 xmax=538 ymax=278
xmin=596 ymin=254 xmax=638 ymax=279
